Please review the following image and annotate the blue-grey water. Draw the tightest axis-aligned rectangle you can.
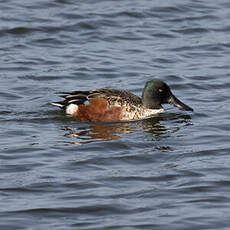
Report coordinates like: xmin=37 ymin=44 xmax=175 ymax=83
xmin=1 ymin=0 xmax=230 ymax=229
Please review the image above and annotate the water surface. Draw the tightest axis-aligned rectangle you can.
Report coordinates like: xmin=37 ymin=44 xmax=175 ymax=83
xmin=1 ymin=0 xmax=230 ymax=229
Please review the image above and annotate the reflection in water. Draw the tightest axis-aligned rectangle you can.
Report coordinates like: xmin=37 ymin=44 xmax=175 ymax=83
xmin=62 ymin=113 xmax=192 ymax=145
xmin=141 ymin=113 xmax=192 ymax=152
xmin=142 ymin=113 xmax=192 ymax=137
xmin=141 ymin=116 xmax=167 ymax=138
xmin=63 ymin=122 xmax=139 ymax=144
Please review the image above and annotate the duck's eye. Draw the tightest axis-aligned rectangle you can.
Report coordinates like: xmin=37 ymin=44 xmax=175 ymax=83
xmin=158 ymin=88 xmax=164 ymax=93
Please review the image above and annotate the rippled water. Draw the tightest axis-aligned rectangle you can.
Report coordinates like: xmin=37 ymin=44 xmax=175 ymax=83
xmin=1 ymin=0 xmax=230 ymax=229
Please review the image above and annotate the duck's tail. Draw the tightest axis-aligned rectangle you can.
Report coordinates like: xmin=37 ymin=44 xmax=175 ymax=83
xmin=50 ymin=101 xmax=65 ymax=108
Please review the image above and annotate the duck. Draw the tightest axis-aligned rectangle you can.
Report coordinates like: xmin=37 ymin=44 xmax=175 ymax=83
xmin=51 ymin=79 xmax=193 ymax=122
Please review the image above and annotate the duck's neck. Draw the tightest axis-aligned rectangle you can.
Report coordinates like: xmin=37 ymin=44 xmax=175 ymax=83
xmin=142 ymin=93 xmax=162 ymax=109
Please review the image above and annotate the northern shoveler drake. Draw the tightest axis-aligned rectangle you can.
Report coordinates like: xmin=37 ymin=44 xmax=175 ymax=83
xmin=51 ymin=80 xmax=193 ymax=122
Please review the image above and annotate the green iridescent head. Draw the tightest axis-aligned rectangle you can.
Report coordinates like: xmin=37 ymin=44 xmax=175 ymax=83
xmin=142 ymin=80 xmax=193 ymax=111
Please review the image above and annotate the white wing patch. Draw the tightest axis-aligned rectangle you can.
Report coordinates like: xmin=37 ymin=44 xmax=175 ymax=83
xmin=66 ymin=104 xmax=78 ymax=115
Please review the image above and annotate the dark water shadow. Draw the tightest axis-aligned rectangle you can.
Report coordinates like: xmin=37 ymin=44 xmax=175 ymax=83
xmin=60 ymin=112 xmax=192 ymax=145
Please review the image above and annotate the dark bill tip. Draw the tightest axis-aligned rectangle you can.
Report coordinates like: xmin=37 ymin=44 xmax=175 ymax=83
xmin=168 ymin=94 xmax=193 ymax=112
